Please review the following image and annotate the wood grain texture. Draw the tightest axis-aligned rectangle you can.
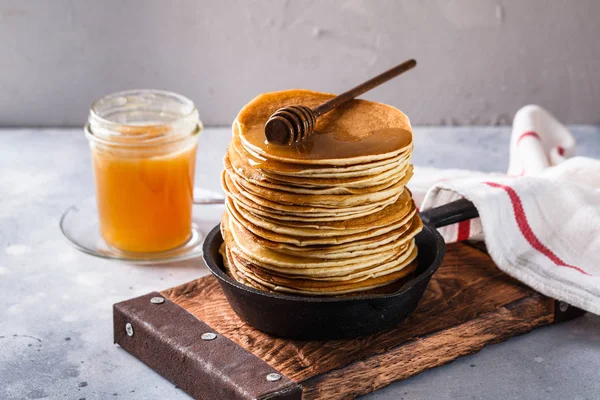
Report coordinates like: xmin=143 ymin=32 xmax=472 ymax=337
xmin=301 ymin=294 xmax=554 ymax=399
xmin=161 ymin=243 xmax=555 ymax=399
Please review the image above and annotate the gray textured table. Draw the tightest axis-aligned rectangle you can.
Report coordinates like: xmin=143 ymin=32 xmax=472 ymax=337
xmin=1 ymin=127 xmax=599 ymax=400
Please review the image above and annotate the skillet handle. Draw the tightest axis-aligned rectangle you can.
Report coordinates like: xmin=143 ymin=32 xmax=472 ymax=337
xmin=419 ymin=198 xmax=479 ymax=228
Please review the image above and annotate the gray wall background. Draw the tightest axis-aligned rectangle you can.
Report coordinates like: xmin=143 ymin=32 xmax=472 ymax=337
xmin=1 ymin=0 xmax=599 ymax=127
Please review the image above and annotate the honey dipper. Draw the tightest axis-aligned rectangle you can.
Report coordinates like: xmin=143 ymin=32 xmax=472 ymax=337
xmin=265 ymin=58 xmax=417 ymax=145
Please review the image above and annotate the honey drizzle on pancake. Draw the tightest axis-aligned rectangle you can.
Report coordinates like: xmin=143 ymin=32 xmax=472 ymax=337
xmin=242 ymin=125 xmax=413 ymax=164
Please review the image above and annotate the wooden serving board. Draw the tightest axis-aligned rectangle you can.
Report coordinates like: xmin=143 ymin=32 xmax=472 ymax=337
xmin=114 ymin=243 xmax=583 ymax=400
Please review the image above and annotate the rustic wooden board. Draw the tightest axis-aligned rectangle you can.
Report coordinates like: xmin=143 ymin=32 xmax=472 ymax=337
xmin=156 ymin=243 xmax=566 ymax=399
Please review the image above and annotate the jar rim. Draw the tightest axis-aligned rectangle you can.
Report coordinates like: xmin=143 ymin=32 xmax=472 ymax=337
xmin=85 ymin=122 xmax=202 ymax=148
xmin=90 ymin=89 xmax=197 ymax=125
xmin=87 ymin=89 xmax=202 ymax=148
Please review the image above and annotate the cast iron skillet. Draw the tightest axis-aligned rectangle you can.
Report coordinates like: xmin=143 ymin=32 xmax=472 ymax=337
xmin=203 ymin=199 xmax=479 ymax=340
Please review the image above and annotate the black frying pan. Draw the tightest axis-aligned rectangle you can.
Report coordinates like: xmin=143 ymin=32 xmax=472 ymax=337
xmin=202 ymin=199 xmax=479 ymax=340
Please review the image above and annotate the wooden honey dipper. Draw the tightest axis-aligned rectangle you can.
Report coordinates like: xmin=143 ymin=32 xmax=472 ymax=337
xmin=265 ymin=58 xmax=417 ymax=145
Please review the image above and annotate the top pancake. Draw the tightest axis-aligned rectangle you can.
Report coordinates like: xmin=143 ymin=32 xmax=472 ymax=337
xmin=235 ymin=89 xmax=413 ymax=165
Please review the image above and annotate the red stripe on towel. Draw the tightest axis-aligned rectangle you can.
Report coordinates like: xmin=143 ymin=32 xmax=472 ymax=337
xmin=484 ymin=182 xmax=591 ymax=276
xmin=517 ymin=131 xmax=541 ymax=144
xmin=515 ymin=131 xmax=548 ymax=176
xmin=456 ymin=221 xmax=471 ymax=242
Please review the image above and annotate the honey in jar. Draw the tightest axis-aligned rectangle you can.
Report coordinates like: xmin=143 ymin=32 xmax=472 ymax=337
xmin=86 ymin=90 xmax=202 ymax=253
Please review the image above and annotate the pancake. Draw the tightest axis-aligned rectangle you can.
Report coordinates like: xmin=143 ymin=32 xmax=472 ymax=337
xmin=226 ymin=190 xmax=413 ymax=235
xmin=234 ymin=243 xmax=417 ymax=283
xmin=232 ymin=191 xmax=393 ymax=222
xmin=226 ymin=196 xmax=418 ymax=246
xmin=221 ymin=244 xmax=273 ymax=292
xmin=223 ymin=211 xmax=421 ymax=275
xmin=226 ymin=156 xmax=409 ymax=196
xmin=230 ymin=131 xmax=413 ymax=178
xmin=220 ymin=89 xmax=423 ymax=296
xmin=229 ymin=235 xmax=419 ymax=279
xmin=229 ymin=250 xmax=418 ymax=295
xmin=232 ymin=214 xmax=423 ymax=260
xmin=224 ymin=243 xmax=419 ymax=297
xmin=226 ymin=147 xmax=411 ymax=195
xmin=226 ymin=166 xmax=413 ymax=208
xmin=222 ymin=171 xmax=402 ymax=216
xmin=222 ymin=212 xmax=415 ymax=272
xmin=235 ymin=89 xmax=413 ymax=165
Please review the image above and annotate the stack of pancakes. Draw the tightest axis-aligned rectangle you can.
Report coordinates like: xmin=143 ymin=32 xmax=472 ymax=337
xmin=220 ymin=89 xmax=423 ymax=296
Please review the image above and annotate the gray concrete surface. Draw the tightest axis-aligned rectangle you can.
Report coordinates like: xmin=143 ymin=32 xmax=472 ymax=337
xmin=1 ymin=126 xmax=600 ymax=400
xmin=2 ymin=0 xmax=600 ymax=127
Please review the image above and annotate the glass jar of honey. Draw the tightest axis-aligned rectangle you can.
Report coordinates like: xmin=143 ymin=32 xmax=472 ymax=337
xmin=85 ymin=90 xmax=202 ymax=253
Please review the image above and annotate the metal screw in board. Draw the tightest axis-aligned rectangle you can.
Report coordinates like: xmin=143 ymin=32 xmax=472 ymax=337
xmin=125 ymin=323 xmax=134 ymax=337
xmin=559 ymin=301 xmax=569 ymax=312
xmin=150 ymin=297 xmax=165 ymax=304
xmin=266 ymin=373 xmax=282 ymax=382
xmin=201 ymin=332 xmax=217 ymax=341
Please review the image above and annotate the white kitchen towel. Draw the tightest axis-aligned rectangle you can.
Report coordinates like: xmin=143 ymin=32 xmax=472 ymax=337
xmin=408 ymin=105 xmax=600 ymax=315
